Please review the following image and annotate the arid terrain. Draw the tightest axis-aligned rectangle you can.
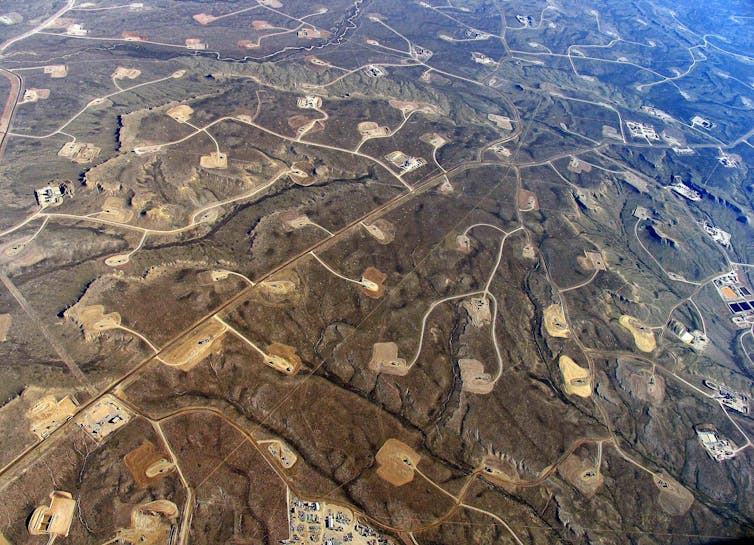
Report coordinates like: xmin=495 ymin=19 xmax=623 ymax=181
xmin=0 ymin=1 xmax=753 ymax=544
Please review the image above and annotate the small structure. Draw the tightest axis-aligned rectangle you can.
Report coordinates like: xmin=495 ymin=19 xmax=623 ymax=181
xmin=471 ymin=51 xmax=496 ymax=66
xmin=28 ymin=491 xmax=76 ymax=539
xmin=20 ymin=88 xmax=50 ymax=103
xmin=669 ymin=181 xmax=701 ymax=201
xmin=43 ymin=65 xmax=67 ymax=78
xmin=718 ymin=152 xmax=740 ymax=168
xmin=0 ymin=12 xmax=23 ymax=25
xmin=27 ymin=395 xmax=79 ymax=440
xmin=641 ymin=106 xmax=672 ymax=121
xmin=691 ymin=115 xmax=715 ymax=129
xmin=375 ymin=439 xmax=421 ymax=486
xmin=166 ymin=104 xmax=194 ymax=122
xmin=696 ymin=425 xmax=736 ymax=461
xmin=57 ymin=142 xmax=100 ymax=163
xmin=363 ymin=64 xmax=386 ymax=78
xmin=626 ymin=120 xmax=660 ymax=141
xmin=297 ymin=28 xmax=323 ymax=39
xmin=699 ymin=221 xmax=731 ymax=246
xmin=703 ymin=380 xmax=749 ymax=414
xmin=35 ymin=185 xmax=65 ymax=207
xmin=712 ymin=270 xmax=754 ymax=328
xmin=65 ymin=23 xmax=87 ymax=36
xmin=185 ymin=38 xmax=207 ymax=50
xmin=77 ymin=395 xmax=131 ymax=442
xmin=199 ymin=151 xmax=228 ymax=169
xmin=385 ymin=151 xmax=425 ymax=173
xmin=297 ymin=95 xmax=322 ymax=109
xmin=122 ymin=31 xmax=147 ymax=41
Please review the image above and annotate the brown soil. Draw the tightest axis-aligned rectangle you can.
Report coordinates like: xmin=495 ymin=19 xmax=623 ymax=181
xmin=0 ymin=313 xmax=10 ymax=341
xmin=459 ymin=359 xmax=494 ymax=394
xmin=64 ymin=304 xmax=121 ymax=341
xmin=368 ymin=342 xmax=408 ymax=376
xmin=266 ymin=342 xmax=302 ymax=375
xmin=360 ymin=267 xmax=387 ymax=299
xmin=375 ymin=438 xmax=421 ymax=486
xmin=559 ymin=355 xmax=592 ymax=398
xmin=557 ymin=454 xmax=603 ymax=498
xmin=363 ymin=219 xmax=395 ymax=244
xmin=517 ymin=189 xmax=539 ymax=211
xmin=124 ymin=440 xmax=176 ymax=488
xmin=160 ymin=320 xmax=227 ymax=371
xmin=544 ymin=304 xmax=569 ymax=338
xmin=654 ymin=471 xmax=694 ymax=516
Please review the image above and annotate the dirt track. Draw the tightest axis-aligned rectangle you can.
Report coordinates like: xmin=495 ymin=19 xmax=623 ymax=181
xmin=0 ymin=68 xmax=21 ymax=159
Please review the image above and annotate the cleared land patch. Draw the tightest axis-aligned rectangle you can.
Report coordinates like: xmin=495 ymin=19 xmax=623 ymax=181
xmin=619 ymin=315 xmax=656 ymax=352
xmin=375 ymin=438 xmax=421 ymax=486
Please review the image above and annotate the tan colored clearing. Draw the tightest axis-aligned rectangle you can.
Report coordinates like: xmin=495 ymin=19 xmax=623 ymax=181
xmin=305 ymin=56 xmax=330 ymax=67
xmin=65 ymin=304 xmax=121 ymax=341
xmin=559 ymin=356 xmax=592 ymax=397
xmin=166 ymin=104 xmax=193 ymax=123
xmin=265 ymin=343 xmax=302 ymax=375
xmin=254 ymin=270 xmax=301 ymax=307
xmin=252 ymin=20 xmax=275 ymax=29
xmin=260 ymin=0 xmax=283 ymax=7
xmin=43 ymin=64 xmax=67 ymax=78
xmin=264 ymin=439 xmax=298 ymax=468
xmin=122 ymin=31 xmax=148 ymax=41
xmin=0 ymin=313 xmax=10 ymax=341
xmin=544 ymin=304 xmax=569 ymax=338
xmin=114 ymin=501 xmax=177 ymax=545
xmin=21 ymin=88 xmax=50 ymax=103
xmin=185 ymin=38 xmax=208 ymax=49
xmin=57 ymin=141 xmax=100 ymax=163
xmin=463 ymin=296 xmax=491 ymax=327
xmin=487 ymin=114 xmax=513 ymax=131
xmin=160 ymin=320 xmax=226 ymax=371
xmin=124 ymin=441 xmax=176 ymax=488
xmin=357 ymin=121 xmax=390 ymax=137
xmin=455 ymin=234 xmax=472 ymax=254
xmin=522 ymin=243 xmax=536 ymax=259
xmin=288 ymin=168 xmax=313 ymax=186
xmin=360 ymin=267 xmax=387 ymax=299
xmin=619 ymin=315 xmax=656 ymax=352
xmin=193 ymin=13 xmax=217 ymax=25
xmin=28 ymin=491 xmax=76 ymax=538
xmin=567 ymin=157 xmax=592 ymax=174
xmin=558 ymin=454 xmax=603 ymax=498
xmin=376 ymin=439 xmax=421 ymax=486
xmin=280 ymin=210 xmax=312 ymax=231
xmin=200 ymin=151 xmax=228 ymax=169
xmin=26 ymin=395 xmax=78 ymax=440
xmin=481 ymin=456 xmax=519 ymax=492
xmin=100 ymin=197 xmax=133 ymax=223
xmin=238 ymin=40 xmax=259 ymax=49
xmin=654 ymin=471 xmax=694 ymax=516
xmin=77 ymin=395 xmax=131 ymax=442
xmin=517 ymin=189 xmax=539 ymax=211
xmin=105 ymin=254 xmax=131 ymax=267
xmin=259 ymin=280 xmax=296 ymax=295
xmin=420 ymin=132 xmax=448 ymax=147
xmin=438 ymin=179 xmax=454 ymax=194
xmin=578 ymin=250 xmax=607 ymax=271
xmin=363 ymin=219 xmax=395 ymax=244
xmin=628 ymin=369 xmax=665 ymax=405
xmin=112 ymin=66 xmax=141 ymax=79
xmin=369 ymin=342 xmax=408 ymax=375
xmin=459 ymin=359 xmax=494 ymax=394
xmin=388 ymin=99 xmax=441 ymax=115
